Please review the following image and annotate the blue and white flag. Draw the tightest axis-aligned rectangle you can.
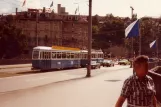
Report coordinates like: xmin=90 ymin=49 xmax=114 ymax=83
xmin=149 ymin=40 xmax=156 ymax=48
xmin=125 ymin=19 xmax=139 ymax=38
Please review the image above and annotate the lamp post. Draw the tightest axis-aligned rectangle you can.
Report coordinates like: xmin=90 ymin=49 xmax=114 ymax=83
xmin=36 ymin=10 xmax=39 ymax=46
xmin=86 ymin=0 xmax=92 ymax=77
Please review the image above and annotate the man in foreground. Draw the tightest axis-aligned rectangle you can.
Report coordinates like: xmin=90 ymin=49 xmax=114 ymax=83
xmin=115 ymin=55 xmax=157 ymax=107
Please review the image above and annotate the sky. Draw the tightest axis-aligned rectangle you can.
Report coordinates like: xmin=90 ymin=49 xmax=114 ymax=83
xmin=0 ymin=0 xmax=161 ymax=18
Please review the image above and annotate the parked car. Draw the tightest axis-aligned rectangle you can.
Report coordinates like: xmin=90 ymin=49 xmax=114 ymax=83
xmin=118 ymin=59 xmax=130 ymax=65
xmin=149 ymin=58 xmax=159 ymax=63
xmin=90 ymin=61 xmax=101 ymax=69
xmin=102 ymin=60 xmax=114 ymax=67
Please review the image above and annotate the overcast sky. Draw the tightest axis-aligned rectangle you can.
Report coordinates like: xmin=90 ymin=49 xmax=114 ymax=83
xmin=0 ymin=0 xmax=161 ymax=18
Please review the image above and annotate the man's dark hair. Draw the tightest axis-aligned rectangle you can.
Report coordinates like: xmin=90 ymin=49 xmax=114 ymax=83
xmin=134 ymin=55 xmax=149 ymax=64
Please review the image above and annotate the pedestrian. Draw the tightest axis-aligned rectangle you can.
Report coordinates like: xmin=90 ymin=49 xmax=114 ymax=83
xmin=115 ymin=55 xmax=157 ymax=107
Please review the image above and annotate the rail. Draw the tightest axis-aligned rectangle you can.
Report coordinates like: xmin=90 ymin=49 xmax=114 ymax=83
xmin=148 ymin=70 xmax=161 ymax=102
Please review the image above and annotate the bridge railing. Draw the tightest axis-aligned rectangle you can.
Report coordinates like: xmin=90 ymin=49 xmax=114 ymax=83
xmin=148 ymin=62 xmax=161 ymax=102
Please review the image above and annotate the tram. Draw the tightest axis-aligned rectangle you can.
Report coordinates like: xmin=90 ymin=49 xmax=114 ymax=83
xmin=32 ymin=46 xmax=104 ymax=70
xmin=80 ymin=50 xmax=104 ymax=67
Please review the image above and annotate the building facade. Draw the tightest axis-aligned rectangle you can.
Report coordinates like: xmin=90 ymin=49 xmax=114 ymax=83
xmin=14 ymin=8 xmax=88 ymax=55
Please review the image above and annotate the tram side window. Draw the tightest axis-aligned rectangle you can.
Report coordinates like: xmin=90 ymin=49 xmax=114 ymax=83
xmin=45 ymin=52 xmax=48 ymax=59
xmin=44 ymin=52 xmax=47 ymax=59
xmin=57 ymin=52 xmax=62 ymax=59
xmin=71 ymin=53 xmax=74 ymax=59
xmin=95 ymin=54 xmax=98 ymax=58
xmin=48 ymin=52 xmax=51 ymax=59
xmin=40 ymin=52 xmax=42 ymax=59
xmin=85 ymin=54 xmax=87 ymax=59
xmin=78 ymin=53 xmax=81 ymax=59
xmin=92 ymin=54 xmax=95 ymax=58
xmin=75 ymin=53 xmax=79 ymax=59
xmin=98 ymin=54 xmax=100 ymax=58
xmin=79 ymin=53 xmax=82 ymax=59
xmin=67 ymin=53 xmax=70 ymax=59
xmin=81 ymin=54 xmax=84 ymax=59
xmin=100 ymin=54 xmax=102 ymax=58
xmin=52 ymin=52 xmax=56 ymax=59
xmin=62 ymin=52 xmax=66 ymax=59
xmin=43 ymin=52 xmax=45 ymax=59
xmin=43 ymin=52 xmax=50 ymax=59
xmin=99 ymin=54 xmax=102 ymax=58
xmin=33 ymin=51 xmax=39 ymax=59
xmin=102 ymin=54 xmax=104 ymax=58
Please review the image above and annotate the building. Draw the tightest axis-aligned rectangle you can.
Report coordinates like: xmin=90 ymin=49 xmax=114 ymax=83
xmin=14 ymin=7 xmax=88 ymax=55
xmin=57 ymin=4 xmax=68 ymax=15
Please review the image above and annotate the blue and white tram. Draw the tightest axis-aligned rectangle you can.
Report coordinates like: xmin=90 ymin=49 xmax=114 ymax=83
xmin=80 ymin=50 xmax=104 ymax=67
xmin=32 ymin=46 xmax=81 ymax=70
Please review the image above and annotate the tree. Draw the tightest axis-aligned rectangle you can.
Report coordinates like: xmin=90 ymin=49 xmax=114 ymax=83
xmin=92 ymin=14 xmax=99 ymax=26
xmin=0 ymin=22 xmax=27 ymax=59
xmin=92 ymin=14 xmax=125 ymax=50
xmin=108 ymin=46 xmax=127 ymax=57
xmin=92 ymin=25 xmax=99 ymax=34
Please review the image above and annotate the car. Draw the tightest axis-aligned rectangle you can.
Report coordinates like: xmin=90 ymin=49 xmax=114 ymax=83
xmin=149 ymin=58 xmax=158 ymax=63
xmin=91 ymin=61 xmax=101 ymax=69
xmin=102 ymin=60 xmax=114 ymax=67
xmin=118 ymin=59 xmax=130 ymax=65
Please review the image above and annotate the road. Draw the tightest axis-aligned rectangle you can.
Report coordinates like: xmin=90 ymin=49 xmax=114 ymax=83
xmin=0 ymin=65 xmax=132 ymax=107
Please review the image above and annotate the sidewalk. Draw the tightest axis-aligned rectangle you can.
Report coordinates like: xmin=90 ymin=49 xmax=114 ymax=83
xmin=0 ymin=64 xmax=31 ymax=69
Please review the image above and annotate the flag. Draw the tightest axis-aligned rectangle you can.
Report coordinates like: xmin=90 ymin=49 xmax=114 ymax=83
xmin=149 ymin=40 xmax=156 ymax=48
xmin=50 ymin=1 xmax=53 ymax=7
xmin=125 ymin=19 xmax=139 ymax=38
xmin=22 ymin=0 xmax=26 ymax=7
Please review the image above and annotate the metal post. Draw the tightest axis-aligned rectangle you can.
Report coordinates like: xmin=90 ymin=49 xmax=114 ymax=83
xmin=130 ymin=6 xmax=134 ymax=57
xmin=139 ymin=21 xmax=141 ymax=55
xmin=36 ymin=11 xmax=38 ymax=46
xmin=86 ymin=0 xmax=92 ymax=77
xmin=130 ymin=6 xmax=134 ymax=68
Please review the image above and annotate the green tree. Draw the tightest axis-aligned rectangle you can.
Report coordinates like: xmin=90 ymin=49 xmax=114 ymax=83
xmin=92 ymin=14 xmax=99 ymax=26
xmin=92 ymin=25 xmax=99 ymax=34
xmin=0 ymin=22 xmax=27 ymax=59
xmin=92 ymin=14 xmax=125 ymax=50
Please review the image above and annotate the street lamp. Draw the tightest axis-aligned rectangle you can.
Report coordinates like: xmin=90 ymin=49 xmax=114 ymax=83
xmin=86 ymin=0 xmax=92 ymax=77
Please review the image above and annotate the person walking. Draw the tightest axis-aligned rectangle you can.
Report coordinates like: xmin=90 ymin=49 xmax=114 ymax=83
xmin=115 ymin=55 xmax=157 ymax=107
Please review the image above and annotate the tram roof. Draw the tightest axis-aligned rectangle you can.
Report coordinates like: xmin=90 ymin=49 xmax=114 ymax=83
xmin=33 ymin=46 xmax=80 ymax=52
xmin=80 ymin=50 xmax=103 ymax=54
xmin=33 ymin=46 xmax=52 ymax=50
xmin=33 ymin=46 xmax=103 ymax=53
xmin=52 ymin=46 xmax=80 ymax=51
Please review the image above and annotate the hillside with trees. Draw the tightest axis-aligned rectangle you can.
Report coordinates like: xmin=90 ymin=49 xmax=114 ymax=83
xmin=92 ymin=14 xmax=161 ymax=58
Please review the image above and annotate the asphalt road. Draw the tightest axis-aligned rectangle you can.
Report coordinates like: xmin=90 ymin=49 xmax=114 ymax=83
xmin=0 ymin=65 xmax=132 ymax=107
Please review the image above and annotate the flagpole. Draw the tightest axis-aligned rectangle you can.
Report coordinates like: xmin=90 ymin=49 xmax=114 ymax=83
xmin=130 ymin=6 xmax=134 ymax=58
xmin=139 ymin=19 xmax=141 ymax=55
xmin=130 ymin=6 xmax=134 ymax=69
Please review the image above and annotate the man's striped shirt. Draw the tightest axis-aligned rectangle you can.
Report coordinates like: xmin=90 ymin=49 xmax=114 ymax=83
xmin=121 ymin=74 xmax=156 ymax=107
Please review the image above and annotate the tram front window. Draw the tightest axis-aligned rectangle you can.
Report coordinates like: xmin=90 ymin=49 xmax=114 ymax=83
xmin=33 ymin=50 xmax=39 ymax=59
